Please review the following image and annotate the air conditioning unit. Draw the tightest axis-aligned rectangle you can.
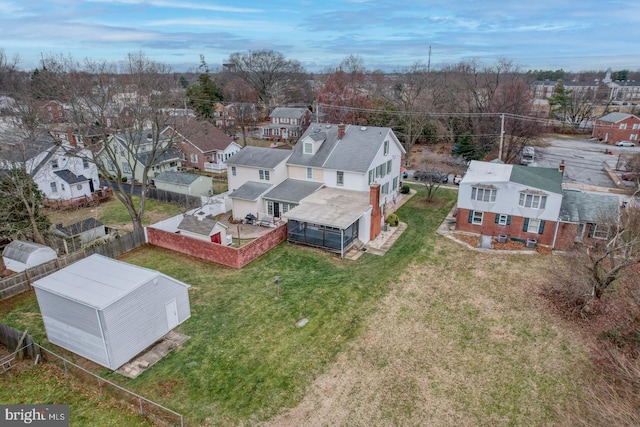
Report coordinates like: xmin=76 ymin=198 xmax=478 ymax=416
xmin=498 ymin=234 xmax=508 ymax=243
xmin=526 ymin=238 xmax=537 ymax=249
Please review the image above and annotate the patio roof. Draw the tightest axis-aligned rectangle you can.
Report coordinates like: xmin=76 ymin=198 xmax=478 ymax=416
xmin=283 ymin=187 xmax=371 ymax=229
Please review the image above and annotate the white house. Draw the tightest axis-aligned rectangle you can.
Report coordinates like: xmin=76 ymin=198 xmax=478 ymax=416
xmin=455 ymin=160 xmax=564 ymax=247
xmin=226 ymin=146 xmax=292 ymax=221
xmin=32 ymin=254 xmax=191 ymax=370
xmin=100 ymin=130 xmax=182 ymax=183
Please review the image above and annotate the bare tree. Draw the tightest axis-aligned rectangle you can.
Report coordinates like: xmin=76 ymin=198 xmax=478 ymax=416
xmin=223 ymin=78 xmax=258 ymax=146
xmin=33 ymin=52 xmax=184 ymax=231
xmin=225 ymin=50 xmax=310 ymax=111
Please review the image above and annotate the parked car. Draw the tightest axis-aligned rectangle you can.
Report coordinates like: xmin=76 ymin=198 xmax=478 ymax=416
xmin=615 ymin=141 xmax=636 ymax=147
xmin=402 ymin=170 xmax=408 ymax=179
xmin=520 ymin=146 xmax=535 ymax=165
xmin=413 ymin=170 xmax=448 ymax=183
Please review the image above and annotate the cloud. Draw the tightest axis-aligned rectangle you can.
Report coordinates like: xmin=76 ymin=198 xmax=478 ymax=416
xmin=85 ymin=0 xmax=262 ymax=13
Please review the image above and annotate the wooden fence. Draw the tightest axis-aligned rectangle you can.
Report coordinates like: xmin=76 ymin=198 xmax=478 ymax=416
xmin=0 ymin=228 xmax=146 ymax=302
xmin=0 ymin=323 xmax=39 ymax=359
xmin=146 ymin=187 xmax=202 ymax=209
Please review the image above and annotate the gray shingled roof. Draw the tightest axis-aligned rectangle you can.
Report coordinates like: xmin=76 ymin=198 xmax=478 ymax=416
xmin=154 ymin=171 xmax=200 ymax=185
xmin=225 ymin=146 xmax=291 ymax=168
xmin=559 ymin=190 xmax=619 ymax=223
xmin=263 ymin=179 xmax=324 ymax=203
xmin=229 ymin=181 xmax=273 ymax=201
xmin=509 ymin=165 xmax=563 ymax=194
xmin=288 ymin=124 xmax=396 ymax=173
xmin=55 ymin=218 xmax=104 ymax=237
xmin=598 ymin=112 xmax=633 ymax=123
xmin=3 ymin=240 xmax=55 ymax=263
xmin=269 ymin=107 xmax=308 ymax=119
xmin=177 ymin=215 xmax=218 ymax=235
xmin=54 ymin=169 xmax=89 ymax=184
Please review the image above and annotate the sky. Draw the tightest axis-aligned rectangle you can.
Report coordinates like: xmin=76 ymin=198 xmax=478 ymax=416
xmin=1 ymin=0 xmax=639 ymax=74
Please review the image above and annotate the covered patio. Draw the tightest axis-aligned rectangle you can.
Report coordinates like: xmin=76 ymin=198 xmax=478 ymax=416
xmin=283 ymin=188 xmax=372 ymax=258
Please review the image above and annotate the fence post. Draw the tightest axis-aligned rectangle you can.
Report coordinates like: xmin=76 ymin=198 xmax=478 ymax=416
xmin=139 ymin=397 xmax=143 ymax=415
xmin=63 ymin=359 xmax=67 ymax=375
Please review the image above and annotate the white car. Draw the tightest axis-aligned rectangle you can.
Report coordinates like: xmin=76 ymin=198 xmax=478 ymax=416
xmin=615 ymin=141 xmax=636 ymax=147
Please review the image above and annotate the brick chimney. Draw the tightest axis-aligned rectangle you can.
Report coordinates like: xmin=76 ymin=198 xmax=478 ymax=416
xmin=369 ymin=184 xmax=382 ymax=240
xmin=338 ymin=123 xmax=346 ymax=139
xmin=67 ymin=128 xmax=77 ymax=148
xmin=559 ymin=160 xmax=565 ymax=175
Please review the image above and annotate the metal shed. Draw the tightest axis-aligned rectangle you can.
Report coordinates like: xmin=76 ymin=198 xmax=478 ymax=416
xmin=2 ymin=240 xmax=57 ymax=272
xmin=32 ymin=254 xmax=191 ymax=370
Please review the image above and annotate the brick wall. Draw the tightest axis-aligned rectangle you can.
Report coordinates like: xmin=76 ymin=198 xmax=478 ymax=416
xmin=147 ymin=223 xmax=287 ymax=268
xmin=455 ymin=208 xmax=557 ymax=246
xmin=370 ymin=184 xmax=381 ymax=240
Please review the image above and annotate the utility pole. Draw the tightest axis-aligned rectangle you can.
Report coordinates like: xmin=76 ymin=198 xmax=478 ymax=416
xmin=498 ymin=113 xmax=505 ymax=162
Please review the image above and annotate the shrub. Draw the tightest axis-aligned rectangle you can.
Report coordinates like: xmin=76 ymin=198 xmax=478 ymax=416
xmin=121 ymin=176 xmax=128 ymax=183
xmin=401 ymin=184 xmax=410 ymax=194
xmin=386 ymin=213 xmax=399 ymax=227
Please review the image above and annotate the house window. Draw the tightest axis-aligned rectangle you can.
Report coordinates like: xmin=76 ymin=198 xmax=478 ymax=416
xmin=589 ymin=224 xmax=609 ymax=240
xmin=259 ymin=170 xmax=270 ymax=181
xmin=382 ymin=182 xmax=389 ymax=194
xmin=122 ymin=162 xmax=131 ymax=174
xmin=304 ymin=142 xmax=313 ymax=154
xmin=631 ymin=134 xmax=638 ymax=141
xmin=495 ymin=214 xmax=511 ymax=226
xmin=368 ymin=169 xmax=374 ymax=184
xmin=384 ymin=140 xmax=389 ymax=155
xmin=393 ymin=176 xmax=398 ymax=190
xmin=107 ymin=161 xmax=115 ymax=172
xmin=471 ymin=187 xmax=496 ymax=202
xmin=307 ymin=167 xmax=313 ymax=179
xmin=519 ymin=193 xmax=547 ymax=209
xmin=633 ymin=124 xmax=640 ymax=130
xmin=190 ymin=153 xmax=198 ymax=163
xmin=61 ymin=183 xmax=65 ymax=191
xmin=468 ymin=210 xmax=483 ymax=225
xmin=231 ymin=166 xmax=236 ymax=176
xmin=386 ymin=159 xmax=392 ymax=174
xmin=267 ymin=201 xmax=274 ymax=216
xmin=524 ymin=218 xmax=545 ymax=234
xmin=83 ymin=159 xmax=89 ymax=168
xmin=51 ymin=159 xmax=59 ymax=169
xmin=50 ymin=182 xmax=57 ymax=193
xmin=620 ymin=123 xmax=627 ymax=130
xmin=337 ymin=171 xmax=344 ymax=186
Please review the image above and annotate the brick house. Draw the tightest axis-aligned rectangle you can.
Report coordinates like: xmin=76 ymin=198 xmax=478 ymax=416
xmin=37 ymin=100 xmax=67 ymax=124
xmin=592 ymin=112 xmax=640 ymax=144
xmin=456 ymin=161 xmax=564 ymax=247
xmin=261 ymin=107 xmax=311 ymax=142
xmin=162 ymin=119 xmax=241 ymax=173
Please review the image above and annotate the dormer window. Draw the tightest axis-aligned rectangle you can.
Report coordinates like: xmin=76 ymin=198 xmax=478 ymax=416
xmin=51 ymin=159 xmax=59 ymax=169
xmin=304 ymin=142 xmax=313 ymax=154
xmin=519 ymin=192 xmax=547 ymax=209
xmin=471 ymin=186 xmax=496 ymax=202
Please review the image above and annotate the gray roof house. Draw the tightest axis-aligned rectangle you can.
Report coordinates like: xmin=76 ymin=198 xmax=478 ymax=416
xmin=32 ymin=254 xmax=191 ymax=370
xmin=2 ymin=240 xmax=57 ymax=273
xmin=153 ymin=171 xmax=212 ymax=197
xmin=226 ymin=146 xmax=292 ymax=221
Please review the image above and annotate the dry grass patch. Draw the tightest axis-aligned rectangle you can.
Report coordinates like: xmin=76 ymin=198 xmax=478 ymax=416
xmin=265 ymin=238 xmax=587 ymax=427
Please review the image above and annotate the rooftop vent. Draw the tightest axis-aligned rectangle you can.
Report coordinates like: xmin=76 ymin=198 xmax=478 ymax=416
xmin=360 ymin=126 xmax=367 ymax=131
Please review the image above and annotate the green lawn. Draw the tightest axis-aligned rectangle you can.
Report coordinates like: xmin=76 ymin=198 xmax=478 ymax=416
xmin=1 ymin=186 xmax=589 ymax=425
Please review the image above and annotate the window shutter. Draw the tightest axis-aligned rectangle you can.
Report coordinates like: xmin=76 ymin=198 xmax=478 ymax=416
xmin=538 ymin=220 xmax=545 ymax=234
xmin=468 ymin=210 xmax=474 ymax=223
xmin=506 ymin=215 xmax=511 ymax=225
xmin=495 ymin=214 xmax=500 ymax=224
xmin=588 ymin=224 xmax=595 ymax=238
xmin=523 ymin=218 xmax=529 ymax=232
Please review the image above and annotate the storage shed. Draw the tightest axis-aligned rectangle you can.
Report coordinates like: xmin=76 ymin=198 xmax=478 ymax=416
xmin=32 ymin=254 xmax=191 ymax=370
xmin=2 ymin=240 xmax=57 ymax=272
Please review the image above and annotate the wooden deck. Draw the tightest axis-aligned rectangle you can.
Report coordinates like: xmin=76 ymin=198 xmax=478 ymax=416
xmin=43 ymin=188 xmax=113 ymax=210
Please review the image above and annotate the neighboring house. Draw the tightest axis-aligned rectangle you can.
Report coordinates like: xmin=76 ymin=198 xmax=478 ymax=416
xmin=0 ymin=139 xmax=101 ymax=203
xmin=177 ymin=213 xmax=230 ymax=244
xmin=554 ymin=190 xmax=620 ymax=251
xmin=592 ymin=112 xmax=640 ymax=144
xmin=226 ymin=146 xmax=292 ymax=221
xmin=53 ymin=218 xmax=106 ymax=248
xmin=32 ymin=254 xmax=191 ymax=370
xmin=100 ymin=130 xmax=182 ymax=182
xmin=261 ymin=107 xmax=311 ymax=142
xmin=2 ymin=240 xmax=57 ymax=272
xmin=37 ymin=100 xmax=67 ymax=124
xmin=282 ymin=123 xmax=406 ymax=254
xmin=153 ymin=171 xmax=212 ymax=197
xmin=162 ymin=120 xmax=241 ymax=173
xmin=455 ymin=160 xmax=564 ymax=247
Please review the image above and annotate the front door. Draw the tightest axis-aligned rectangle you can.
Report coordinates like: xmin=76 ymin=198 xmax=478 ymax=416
xmin=273 ymin=202 xmax=280 ymax=218
xmin=165 ymin=299 xmax=179 ymax=329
